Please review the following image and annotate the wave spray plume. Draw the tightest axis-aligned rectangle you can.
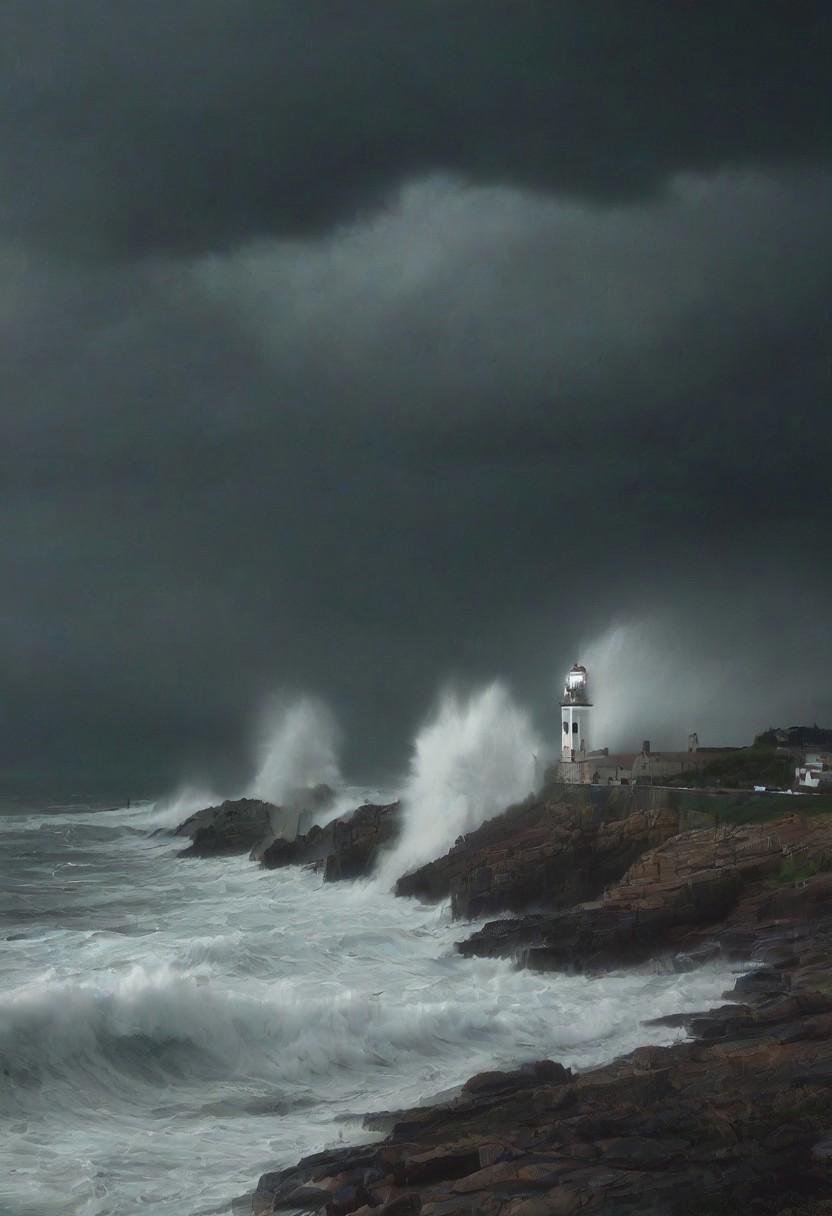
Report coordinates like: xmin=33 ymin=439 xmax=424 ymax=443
xmin=376 ymin=681 xmax=541 ymax=889
xmin=248 ymin=695 xmax=343 ymax=805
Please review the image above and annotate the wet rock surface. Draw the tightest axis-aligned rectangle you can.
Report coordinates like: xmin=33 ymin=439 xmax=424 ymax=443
xmin=257 ymin=819 xmax=335 ymax=870
xmin=252 ymin=941 xmax=832 ymax=1214
xmin=258 ymin=801 xmax=401 ymax=882
xmin=394 ymin=788 xmax=683 ymax=920
xmin=175 ymin=786 xmax=337 ymax=860
xmin=323 ymin=801 xmax=402 ymax=882
xmin=251 ymin=983 xmax=832 ymax=1215
xmin=174 ymin=797 xmax=282 ymax=858
xmin=460 ymin=815 xmax=832 ymax=972
xmin=251 ymin=811 xmax=832 ymax=1215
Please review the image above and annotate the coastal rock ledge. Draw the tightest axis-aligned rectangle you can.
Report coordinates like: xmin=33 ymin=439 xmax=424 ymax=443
xmin=394 ymin=785 xmax=685 ymax=919
xmin=248 ymin=808 xmax=832 ymax=1215
xmin=250 ymin=975 xmax=832 ymax=1216
xmin=257 ymin=801 xmax=402 ymax=882
xmin=459 ymin=813 xmax=832 ymax=972
xmin=173 ymin=793 xmax=401 ymax=878
xmin=174 ymin=797 xmax=282 ymax=858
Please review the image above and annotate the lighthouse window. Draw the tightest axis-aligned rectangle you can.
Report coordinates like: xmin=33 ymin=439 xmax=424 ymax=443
xmin=563 ymin=722 xmax=569 ymax=734
xmin=572 ymin=722 xmax=578 ymax=733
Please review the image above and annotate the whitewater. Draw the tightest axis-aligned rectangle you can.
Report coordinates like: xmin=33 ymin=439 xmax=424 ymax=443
xmin=0 ymin=690 xmax=746 ymax=1216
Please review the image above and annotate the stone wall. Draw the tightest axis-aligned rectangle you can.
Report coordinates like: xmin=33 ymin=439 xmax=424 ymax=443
xmin=542 ymin=778 xmax=793 ymax=829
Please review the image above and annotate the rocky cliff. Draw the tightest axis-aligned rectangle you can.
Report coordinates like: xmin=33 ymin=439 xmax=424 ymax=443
xmin=174 ymin=792 xmax=399 ymax=879
xmin=257 ymin=801 xmax=402 ymax=882
xmin=460 ymin=813 xmax=832 ymax=972
xmin=249 ymin=810 xmax=832 ymax=1216
xmin=175 ymin=797 xmax=281 ymax=858
xmin=395 ymin=786 xmax=686 ymax=919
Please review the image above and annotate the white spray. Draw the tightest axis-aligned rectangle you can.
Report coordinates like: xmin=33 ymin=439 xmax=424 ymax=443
xmin=580 ymin=617 xmax=747 ymax=751
xmin=247 ymin=695 xmax=343 ymax=805
xmin=376 ymin=681 xmax=541 ymax=890
xmin=138 ymin=785 xmax=223 ymax=831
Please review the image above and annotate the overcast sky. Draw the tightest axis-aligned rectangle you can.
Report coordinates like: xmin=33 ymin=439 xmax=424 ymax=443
xmin=1 ymin=2 xmax=830 ymax=790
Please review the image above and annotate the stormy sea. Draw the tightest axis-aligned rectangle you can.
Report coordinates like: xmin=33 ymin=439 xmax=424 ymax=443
xmin=1 ymin=691 xmax=742 ymax=1216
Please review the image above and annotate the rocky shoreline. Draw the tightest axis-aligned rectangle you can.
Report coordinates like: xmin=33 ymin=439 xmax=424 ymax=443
xmin=173 ymin=784 xmax=832 ymax=1215
xmin=459 ymin=813 xmax=832 ymax=974
xmin=249 ymin=962 xmax=832 ymax=1216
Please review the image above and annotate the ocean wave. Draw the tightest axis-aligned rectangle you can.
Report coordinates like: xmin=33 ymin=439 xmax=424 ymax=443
xmin=0 ymin=960 xmax=499 ymax=1093
xmin=0 ymin=949 xmax=740 ymax=1117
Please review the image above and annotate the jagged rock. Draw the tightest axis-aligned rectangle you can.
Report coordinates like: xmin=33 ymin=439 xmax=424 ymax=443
xmin=324 ymin=802 xmax=401 ymax=882
xmin=257 ymin=801 xmax=401 ymax=882
xmin=254 ymin=1000 xmax=832 ymax=1215
xmin=174 ymin=787 xmax=337 ymax=862
xmin=462 ymin=1061 xmax=571 ymax=1096
xmin=394 ymin=788 xmax=682 ymax=921
xmin=174 ymin=797 xmax=284 ymax=858
xmin=257 ymin=820 xmax=335 ymax=869
xmin=248 ymin=785 xmax=336 ymax=860
xmin=460 ymin=815 xmax=832 ymax=971
xmin=252 ymin=810 xmax=832 ymax=1216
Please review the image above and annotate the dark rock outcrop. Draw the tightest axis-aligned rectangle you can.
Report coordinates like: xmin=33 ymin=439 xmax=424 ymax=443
xmin=253 ymin=1006 xmax=832 ymax=1215
xmin=395 ymin=787 xmax=682 ymax=920
xmin=175 ymin=797 xmax=281 ymax=858
xmin=324 ymin=801 xmax=401 ymax=882
xmin=175 ymin=786 xmax=337 ymax=860
xmin=257 ymin=820 xmax=335 ymax=870
xmin=460 ymin=814 xmax=832 ymax=972
xmin=258 ymin=801 xmax=401 ymax=882
xmin=248 ymin=784 xmax=337 ymax=862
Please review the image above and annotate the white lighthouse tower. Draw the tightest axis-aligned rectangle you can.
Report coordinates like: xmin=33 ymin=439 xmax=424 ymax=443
xmin=561 ymin=662 xmax=592 ymax=762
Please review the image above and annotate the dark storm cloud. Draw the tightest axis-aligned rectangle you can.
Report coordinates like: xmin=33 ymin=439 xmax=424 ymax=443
xmin=1 ymin=5 xmax=830 ymax=789
xmin=0 ymin=1 xmax=829 ymax=257
xmin=3 ymin=169 xmax=831 ymax=782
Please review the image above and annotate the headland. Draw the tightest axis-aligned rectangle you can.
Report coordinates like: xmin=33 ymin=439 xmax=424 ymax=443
xmin=172 ymin=763 xmax=832 ymax=1215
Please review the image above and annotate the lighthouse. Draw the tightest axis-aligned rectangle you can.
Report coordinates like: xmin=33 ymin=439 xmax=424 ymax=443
xmin=561 ymin=663 xmax=591 ymax=761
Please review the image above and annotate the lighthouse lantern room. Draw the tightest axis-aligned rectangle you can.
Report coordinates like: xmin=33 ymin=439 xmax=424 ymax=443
xmin=561 ymin=663 xmax=592 ymax=761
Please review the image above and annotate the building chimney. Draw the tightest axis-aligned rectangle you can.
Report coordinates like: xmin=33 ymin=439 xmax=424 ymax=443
xmin=642 ymin=739 xmax=651 ymax=755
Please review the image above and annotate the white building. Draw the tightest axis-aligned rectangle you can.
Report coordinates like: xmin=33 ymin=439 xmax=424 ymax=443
xmin=561 ymin=663 xmax=591 ymax=761
xmin=796 ymin=752 xmax=832 ymax=790
xmin=553 ymin=661 xmax=736 ymax=786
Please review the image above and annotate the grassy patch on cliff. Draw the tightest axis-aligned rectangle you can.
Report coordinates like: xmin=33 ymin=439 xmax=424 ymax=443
xmin=677 ymin=790 xmax=832 ymax=827
xmin=719 ymin=793 xmax=832 ymax=825
xmin=666 ymin=746 xmax=793 ymax=791
xmin=778 ymin=854 xmax=832 ymax=883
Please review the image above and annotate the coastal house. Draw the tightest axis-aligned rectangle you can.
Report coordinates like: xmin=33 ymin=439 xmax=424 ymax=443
xmin=796 ymin=752 xmax=832 ymax=790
